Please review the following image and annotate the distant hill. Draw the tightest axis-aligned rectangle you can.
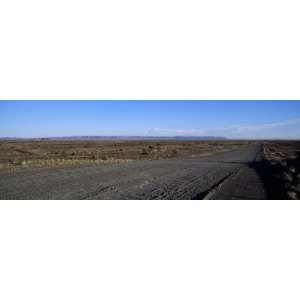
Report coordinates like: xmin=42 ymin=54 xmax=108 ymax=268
xmin=0 ymin=136 xmax=228 ymax=141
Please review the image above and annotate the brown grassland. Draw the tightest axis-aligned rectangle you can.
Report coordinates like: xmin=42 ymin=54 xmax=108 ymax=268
xmin=0 ymin=140 xmax=249 ymax=171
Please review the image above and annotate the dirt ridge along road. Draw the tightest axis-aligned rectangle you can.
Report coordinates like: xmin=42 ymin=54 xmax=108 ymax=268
xmin=0 ymin=144 xmax=265 ymax=199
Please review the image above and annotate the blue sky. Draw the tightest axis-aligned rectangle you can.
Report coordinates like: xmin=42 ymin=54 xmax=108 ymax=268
xmin=0 ymin=101 xmax=300 ymax=139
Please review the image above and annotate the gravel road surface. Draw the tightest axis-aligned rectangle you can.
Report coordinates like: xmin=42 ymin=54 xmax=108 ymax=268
xmin=0 ymin=144 xmax=266 ymax=199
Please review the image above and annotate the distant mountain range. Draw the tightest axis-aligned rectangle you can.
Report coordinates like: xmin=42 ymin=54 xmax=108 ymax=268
xmin=0 ymin=136 xmax=228 ymax=141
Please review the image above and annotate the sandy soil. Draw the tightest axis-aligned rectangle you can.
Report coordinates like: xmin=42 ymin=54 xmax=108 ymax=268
xmin=0 ymin=143 xmax=264 ymax=200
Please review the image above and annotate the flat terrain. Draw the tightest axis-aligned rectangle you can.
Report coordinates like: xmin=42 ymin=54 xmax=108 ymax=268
xmin=0 ymin=140 xmax=246 ymax=171
xmin=1 ymin=140 xmax=299 ymax=199
xmin=0 ymin=143 xmax=267 ymax=199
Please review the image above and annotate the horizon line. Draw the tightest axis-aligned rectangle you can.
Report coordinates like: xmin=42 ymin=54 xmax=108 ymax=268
xmin=0 ymin=135 xmax=299 ymax=141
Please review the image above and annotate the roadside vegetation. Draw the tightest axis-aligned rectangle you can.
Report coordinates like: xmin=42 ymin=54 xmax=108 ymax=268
xmin=0 ymin=140 xmax=246 ymax=171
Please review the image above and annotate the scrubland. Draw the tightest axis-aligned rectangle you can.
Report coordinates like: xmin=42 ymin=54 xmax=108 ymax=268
xmin=0 ymin=140 xmax=248 ymax=171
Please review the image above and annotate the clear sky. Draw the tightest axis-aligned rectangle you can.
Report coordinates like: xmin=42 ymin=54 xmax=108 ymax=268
xmin=1 ymin=101 xmax=300 ymax=139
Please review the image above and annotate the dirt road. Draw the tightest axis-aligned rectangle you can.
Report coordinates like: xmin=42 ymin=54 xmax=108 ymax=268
xmin=0 ymin=144 xmax=266 ymax=199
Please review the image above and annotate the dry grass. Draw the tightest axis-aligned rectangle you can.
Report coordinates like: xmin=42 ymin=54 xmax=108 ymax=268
xmin=0 ymin=140 xmax=249 ymax=171
xmin=0 ymin=158 xmax=133 ymax=172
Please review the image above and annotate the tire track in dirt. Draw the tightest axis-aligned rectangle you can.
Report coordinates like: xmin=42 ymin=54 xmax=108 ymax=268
xmin=0 ymin=144 xmax=264 ymax=199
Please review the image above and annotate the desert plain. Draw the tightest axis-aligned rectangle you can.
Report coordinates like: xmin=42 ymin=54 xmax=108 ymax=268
xmin=0 ymin=140 xmax=299 ymax=199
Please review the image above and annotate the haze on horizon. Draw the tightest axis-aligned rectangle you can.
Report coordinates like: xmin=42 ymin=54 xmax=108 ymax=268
xmin=1 ymin=101 xmax=300 ymax=140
